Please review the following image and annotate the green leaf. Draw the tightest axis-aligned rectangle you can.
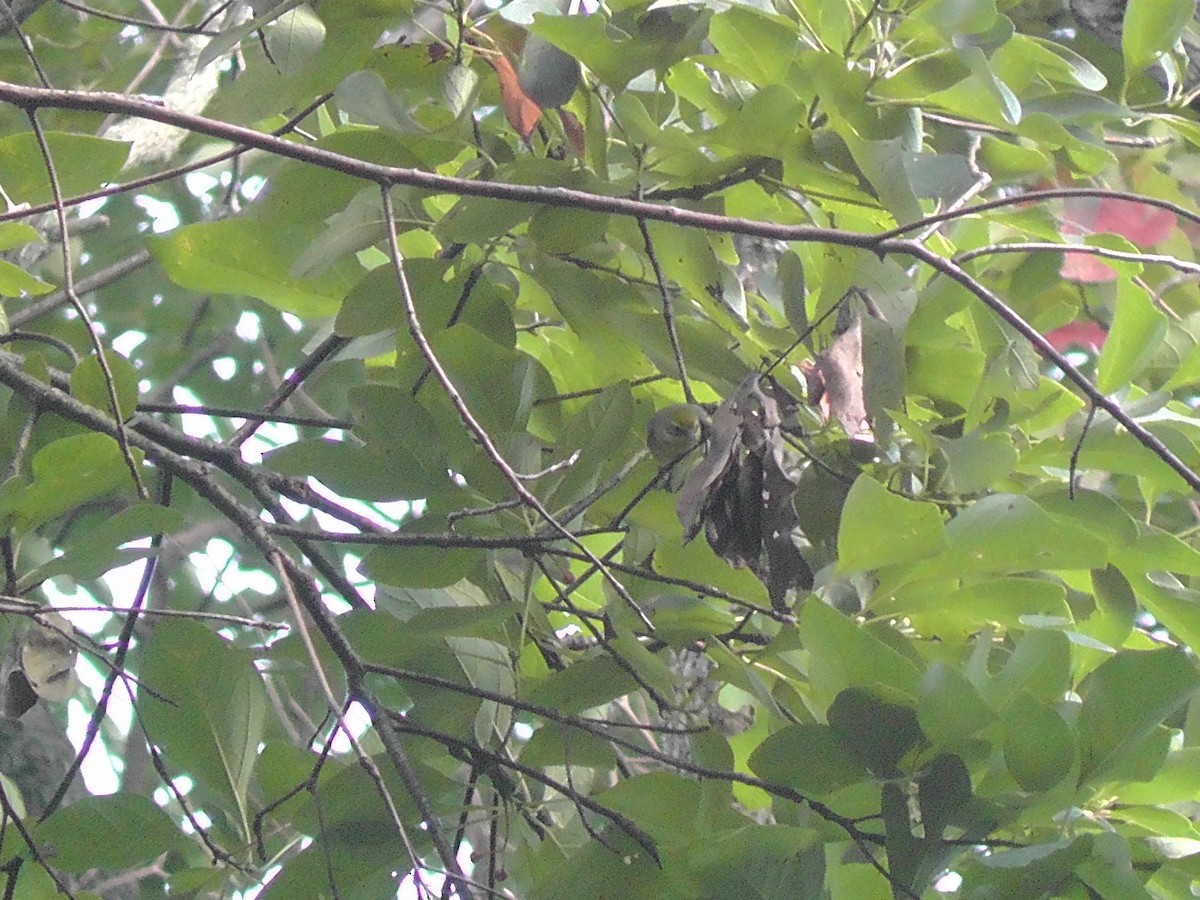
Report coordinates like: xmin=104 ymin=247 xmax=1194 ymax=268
xmin=420 ymin=324 xmax=538 ymax=435
xmin=1077 ymin=649 xmax=1200 ymax=787
xmin=938 ymin=430 xmax=1018 ymax=495
xmin=828 ymin=687 xmax=924 ymax=777
xmin=1123 ymin=0 xmax=1196 ymax=78
xmin=360 ymin=543 xmax=481 ymax=589
xmin=905 ymin=494 xmax=1109 ymax=581
xmin=1126 ymin=574 xmax=1200 ymax=655
xmin=0 ymin=259 xmax=53 ymax=297
xmin=443 ymin=62 xmax=480 ymax=121
xmin=989 ymin=629 xmax=1072 ymax=707
xmin=653 ymin=533 xmax=772 ymax=607
xmin=961 ymin=838 xmax=1092 ymax=897
xmin=196 ymin=0 xmax=305 ymax=70
xmin=261 ymin=831 xmax=420 ymax=900
xmin=707 ymin=7 xmax=797 ymax=85
xmin=689 ymin=826 xmax=822 ymax=900
xmin=70 ymin=352 xmax=139 ymax=421
xmin=529 ymin=9 xmax=705 ymax=90
xmin=349 ymin=381 xmax=478 ymax=484
xmin=150 ymin=218 xmax=355 ymax=317
xmin=38 ymin=795 xmax=188 ymax=872
xmin=1117 ymin=747 xmax=1200 ymax=805
xmin=264 ymin=4 xmax=326 ymax=77
xmin=19 ymin=502 xmax=182 ymax=588
xmin=335 ymin=69 xmax=424 ymax=133
xmin=799 ymin=600 xmax=923 ymax=702
xmin=646 ymin=594 xmax=736 ymax=645
xmin=1076 ymin=832 xmax=1152 ymax=900
xmin=748 ymin=724 xmax=868 ymax=796
xmin=875 ymin=577 xmax=1071 ymax=637
xmin=1097 ymin=280 xmax=1167 ymax=394
xmin=290 ymin=188 xmax=391 ymax=279
xmin=1003 ymin=694 xmax=1076 ymax=792
xmin=5 ymin=434 xmax=140 ymax=531
xmin=918 ymin=661 xmax=995 ymax=747
xmin=595 ymin=772 xmax=701 ymax=847
xmin=265 ymin=437 xmax=449 ymax=499
xmin=962 ymin=45 xmax=1022 ymax=125
xmin=522 ymin=722 xmax=617 ymax=769
xmin=0 ymin=132 xmax=129 ymax=205
xmin=544 ymin=383 xmax=636 ymax=512
xmin=837 ymin=475 xmax=949 ymax=573
xmin=524 ymin=656 xmax=640 ymax=715
xmin=0 ymin=223 xmax=41 ymax=251
xmin=141 ymin=620 xmax=268 ymax=841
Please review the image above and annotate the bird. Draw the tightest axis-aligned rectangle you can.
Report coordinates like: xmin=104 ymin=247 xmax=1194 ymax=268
xmin=646 ymin=405 xmax=708 ymax=492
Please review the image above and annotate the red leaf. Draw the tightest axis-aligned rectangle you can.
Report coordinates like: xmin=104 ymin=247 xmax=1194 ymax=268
xmin=1092 ymin=198 xmax=1176 ymax=244
xmin=1044 ymin=320 xmax=1107 ymax=353
xmin=1060 ymin=196 xmax=1177 ymax=283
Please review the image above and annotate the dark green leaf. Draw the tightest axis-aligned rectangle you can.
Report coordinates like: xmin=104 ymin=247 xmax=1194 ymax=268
xmin=141 ymin=620 xmax=268 ymax=841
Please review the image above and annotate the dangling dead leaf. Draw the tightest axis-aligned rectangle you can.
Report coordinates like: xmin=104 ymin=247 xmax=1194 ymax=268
xmin=748 ymin=380 xmax=812 ymax=609
xmin=814 ymin=315 xmax=871 ymax=440
xmin=487 ymin=54 xmax=542 ymax=141
xmin=678 ymin=403 xmax=741 ymax=542
xmin=677 ymin=377 xmax=813 ymax=613
xmin=760 ymin=441 xmax=813 ymax=610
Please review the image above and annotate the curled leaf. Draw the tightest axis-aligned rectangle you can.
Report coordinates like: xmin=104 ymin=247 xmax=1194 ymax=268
xmin=487 ymin=54 xmax=542 ymax=140
xmin=812 ymin=316 xmax=871 ymax=440
xmin=676 ymin=377 xmax=813 ymax=611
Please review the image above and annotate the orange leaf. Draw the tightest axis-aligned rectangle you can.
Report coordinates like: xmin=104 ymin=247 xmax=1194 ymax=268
xmin=488 ymin=54 xmax=541 ymax=141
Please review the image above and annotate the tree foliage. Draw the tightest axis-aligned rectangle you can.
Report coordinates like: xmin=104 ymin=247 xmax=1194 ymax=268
xmin=4 ymin=0 xmax=1200 ymax=897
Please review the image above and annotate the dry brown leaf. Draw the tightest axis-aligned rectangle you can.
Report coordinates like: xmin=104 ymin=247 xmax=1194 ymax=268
xmin=676 ymin=377 xmax=813 ymax=612
xmin=677 ymin=403 xmax=740 ymax=541
xmin=488 ymin=54 xmax=542 ymax=141
xmin=815 ymin=316 xmax=871 ymax=439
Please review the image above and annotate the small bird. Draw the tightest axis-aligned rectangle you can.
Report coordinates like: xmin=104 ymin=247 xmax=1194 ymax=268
xmin=646 ymin=404 xmax=707 ymax=469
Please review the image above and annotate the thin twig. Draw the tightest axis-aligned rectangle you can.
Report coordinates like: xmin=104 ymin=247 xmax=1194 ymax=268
xmin=228 ymin=335 xmax=348 ymax=447
xmin=9 ymin=250 xmax=153 ymax=327
xmin=1069 ymin=405 xmax=1097 ymax=500
xmin=637 ymin=217 xmax=695 ymax=405
xmin=0 ymin=782 xmax=73 ymax=897
xmin=25 ymin=109 xmax=148 ymax=499
xmin=40 ymin=474 xmax=170 ymax=818
xmin=269 ymin=553 xmax=460 ymax=895
xmin=889 ymin=242 xmax=1200 ymax=493
xmin=956 ymin=240 xmax=1200 ymax=277
xmin=57 ymin=0 xmax=219 ymax=33
xmin=138 ymin=401 xmax=351 ymax=430
xmin=378 ymin=184 xmax=656 ymax=632
xmin=879 ymin=186 xmax=1200 ymax=241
